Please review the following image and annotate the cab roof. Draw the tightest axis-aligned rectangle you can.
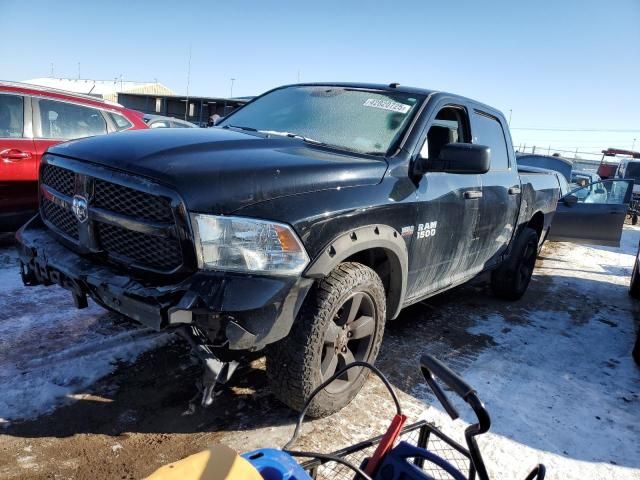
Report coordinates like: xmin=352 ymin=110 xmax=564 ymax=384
xmin=276 ymin=82 xmax=499 ymax=115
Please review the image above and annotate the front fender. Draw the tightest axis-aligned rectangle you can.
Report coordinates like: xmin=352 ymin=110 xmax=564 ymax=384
xmin=304 ymin=224 xmax=408 ymax=319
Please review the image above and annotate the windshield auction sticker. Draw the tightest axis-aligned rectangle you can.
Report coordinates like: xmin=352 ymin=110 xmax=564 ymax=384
xmin=363 ymin=98 xmax=410 ymax=114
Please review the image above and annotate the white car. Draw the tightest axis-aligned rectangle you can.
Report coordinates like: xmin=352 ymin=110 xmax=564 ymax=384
xmin=143 ymin=114 xmax=198 ymax=129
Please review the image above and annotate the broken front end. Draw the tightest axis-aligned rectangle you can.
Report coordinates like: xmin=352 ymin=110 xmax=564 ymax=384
xmin=17 ymin=155 xmax=314 ymax=405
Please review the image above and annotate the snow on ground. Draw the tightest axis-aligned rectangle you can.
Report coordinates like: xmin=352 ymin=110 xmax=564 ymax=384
xmin=0 ymin=227 xmax=638 ymax=479
xmin=411 ymin=226 xmax=640 ymax=480
xmin=0 ymin=248 xmax=171 ymax=424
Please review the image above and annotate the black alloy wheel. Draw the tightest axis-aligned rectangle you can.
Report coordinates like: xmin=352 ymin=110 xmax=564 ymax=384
xmin=321 ymin=291 xmax=376 ymax=394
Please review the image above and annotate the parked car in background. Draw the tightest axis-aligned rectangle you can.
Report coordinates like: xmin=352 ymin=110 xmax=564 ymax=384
xmin=630 ymin=240 xmax=640 ymax=365
xmin=548 ymin=178 xmax=633 ymax=246
xmin=0 ymin=81 xmax=148 ymax=231
xmin=571 ymin=170 xmax=601 ymax=187
xmin=143 ymin=114 xmax=199 ymax=129
xmin=616 ymin=159 xmax=640 ymax=224
xmin=519 ymin=165 xmax=571 ymax=198
xmin=570 ymin=170 xmax=607 ymax=203
xmin=630 ymin=240 xmax=640 ymax=299
xmin=517 ymin=153 xmax=573 ymax=182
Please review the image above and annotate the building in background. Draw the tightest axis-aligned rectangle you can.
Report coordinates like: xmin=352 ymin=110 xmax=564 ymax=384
xmin=23 ymin=77 xmax=174 ymax=103
xmin=22 ymin=78 xmax=250 ymax=126
xmin=116 ymin=93 xmax=249 ymax=127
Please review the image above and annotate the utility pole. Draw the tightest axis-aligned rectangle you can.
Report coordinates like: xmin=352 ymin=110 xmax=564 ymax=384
xmin=185 ymin=44 xmax=192 ymax=120
xmin=77 ymin=62 xmax=81 ymax=80
xmin=508 ymin=109 xmax=513 ymax=126
xmin=297 ymin=70 xmax=301 ymax=82
xmin=633 ymin=138 xmax=637 ymax=151
xmin=230 ymin=78 xmax=236 ymax=97
xmin=50 ymin=63 xmax=54 ymax=77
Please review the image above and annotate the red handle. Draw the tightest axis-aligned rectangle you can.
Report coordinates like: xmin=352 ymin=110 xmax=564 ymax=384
xmin=364 ymin=413 xmax=407 ymax=476
xmin=0 ymin=149 xmax=32 ymax=161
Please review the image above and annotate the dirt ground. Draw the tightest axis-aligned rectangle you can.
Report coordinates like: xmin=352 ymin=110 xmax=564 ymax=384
xmin=0 ymin=227 xmax=638 ymax=480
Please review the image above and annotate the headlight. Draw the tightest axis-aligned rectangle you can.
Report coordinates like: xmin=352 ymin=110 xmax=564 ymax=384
xmin=191 ymin=214 xmax=309 ymax=276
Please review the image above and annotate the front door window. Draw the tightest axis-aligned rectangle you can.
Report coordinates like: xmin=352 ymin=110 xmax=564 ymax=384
xmin=567 ymin=180 xmax=631 ymax=205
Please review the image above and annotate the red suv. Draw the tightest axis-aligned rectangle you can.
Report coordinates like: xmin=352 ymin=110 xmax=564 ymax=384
xmin=0 ymin=81 xmax=148 ymax=231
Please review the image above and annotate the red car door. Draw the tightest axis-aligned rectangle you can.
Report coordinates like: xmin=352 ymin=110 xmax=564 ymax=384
xmin=0 ymin=93 xmax=38 ymax=229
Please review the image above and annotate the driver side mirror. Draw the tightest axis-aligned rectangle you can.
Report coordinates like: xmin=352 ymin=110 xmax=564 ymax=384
xmin=414 ymin=143 xmax=491 ymax=176
xmin=563 ymin=194 xmax=579 ymax=206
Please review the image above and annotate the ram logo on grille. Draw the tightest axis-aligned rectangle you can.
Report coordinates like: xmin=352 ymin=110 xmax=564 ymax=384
xmin=72 ymin=195 xmax=89 ymax=223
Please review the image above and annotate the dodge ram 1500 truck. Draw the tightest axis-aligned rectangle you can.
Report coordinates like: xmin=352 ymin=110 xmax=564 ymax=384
xmin=17 ymin=83 xmax=570 ymax=416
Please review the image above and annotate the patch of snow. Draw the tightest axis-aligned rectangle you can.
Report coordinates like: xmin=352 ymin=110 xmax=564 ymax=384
xmin=16 ymin=455 xmax=37 ymax=469
xmin=0 ymin=247 xmax=171 ymax=422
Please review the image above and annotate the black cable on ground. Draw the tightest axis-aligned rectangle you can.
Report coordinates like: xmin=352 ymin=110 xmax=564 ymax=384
xmin=283 ymin=361 xmax=401 ymax=450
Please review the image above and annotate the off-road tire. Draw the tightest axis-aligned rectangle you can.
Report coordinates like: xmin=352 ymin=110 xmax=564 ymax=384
xmin=266 ymin=262 xmax=386 ymax=418
xmin=491 ymin=227 xmax=539 ymax=300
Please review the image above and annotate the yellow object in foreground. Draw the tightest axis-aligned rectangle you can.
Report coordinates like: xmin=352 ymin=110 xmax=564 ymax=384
xmin=145 ymin=444 xmax=263 ymax=480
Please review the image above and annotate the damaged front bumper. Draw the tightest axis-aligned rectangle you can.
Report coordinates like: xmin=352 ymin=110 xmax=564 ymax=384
xmin=16 ymin=216 xmax=314 ymax=351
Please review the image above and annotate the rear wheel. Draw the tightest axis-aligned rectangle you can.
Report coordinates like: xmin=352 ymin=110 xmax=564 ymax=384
xmin=266 ymin=262 xmax=386 ymax=417
xmin=491 ymin=227 xmax=539 ymax=300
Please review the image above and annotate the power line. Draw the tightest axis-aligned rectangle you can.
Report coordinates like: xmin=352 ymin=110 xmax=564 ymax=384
xmin=511 ymin=127 xmax=640 ymax=133
xmin=516 ymin=145 xmax=626 ymax=158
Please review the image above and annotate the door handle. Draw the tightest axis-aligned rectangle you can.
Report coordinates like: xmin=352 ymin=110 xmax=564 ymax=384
xmin=464 ymin=190 xmax=483 ymax=199
xmin=0 ymin=149 xmax=32 ymax=161
xmin=508 ymin=186 xmax=521 ymax=195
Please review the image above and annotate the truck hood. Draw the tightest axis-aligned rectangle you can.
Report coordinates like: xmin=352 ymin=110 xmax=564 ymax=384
xmin=48 ymin=128 xmax=388 ymax=214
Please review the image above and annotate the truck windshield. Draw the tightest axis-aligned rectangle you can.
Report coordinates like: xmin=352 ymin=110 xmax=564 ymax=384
xmin=624 ymin=162 xmax=640 ymax=182
xmin=219 ymin=86 xmax=424 ymax=156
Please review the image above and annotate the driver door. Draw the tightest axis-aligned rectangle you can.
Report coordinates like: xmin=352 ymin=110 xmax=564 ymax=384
xmin=548 ymin=179 xmax=633 ymax=247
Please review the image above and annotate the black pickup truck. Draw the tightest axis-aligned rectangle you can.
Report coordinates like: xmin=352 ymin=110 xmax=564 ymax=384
xmin=18 ymin=83 xmax=570 ymax=416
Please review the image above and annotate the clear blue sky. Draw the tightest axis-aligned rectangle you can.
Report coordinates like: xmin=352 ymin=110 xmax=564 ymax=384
xmin=1 ymin=0 xmax=639 ymax=158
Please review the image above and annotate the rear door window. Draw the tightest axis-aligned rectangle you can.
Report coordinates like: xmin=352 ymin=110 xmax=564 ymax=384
xmin=36 ymin=99 xmax=107 ymax=139
xmin=0 ymin=94 xmax=24 ymax=138
xmin=107 ymin=112 xmax=133 ymax=131
xmin=472 ymin=112 xmax=510 ymax=170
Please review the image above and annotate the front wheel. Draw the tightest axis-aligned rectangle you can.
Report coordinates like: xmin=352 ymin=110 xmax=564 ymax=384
xmin=491 ymin=227 xmax=539 ymax=300
xmin=266 ymin=262 xmax=386 ymax=417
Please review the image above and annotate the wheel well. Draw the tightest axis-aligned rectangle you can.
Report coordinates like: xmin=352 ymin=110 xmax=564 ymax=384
xmin=344 ymin=248 xmax=399 ymax=320
xmin=528 ymin=211 xmax=544 ymax=239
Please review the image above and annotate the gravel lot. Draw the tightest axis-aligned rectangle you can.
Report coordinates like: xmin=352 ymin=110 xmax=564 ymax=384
xmin=0 ymin=226 xmax=638 ymax=479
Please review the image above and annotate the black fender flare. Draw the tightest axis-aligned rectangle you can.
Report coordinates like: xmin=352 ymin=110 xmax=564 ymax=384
xmin=304 ymin=224 xmax=408 ymax=320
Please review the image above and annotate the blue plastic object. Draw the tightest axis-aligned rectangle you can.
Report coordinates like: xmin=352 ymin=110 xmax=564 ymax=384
xmin=242 ymin=448 xmax=312 ymax=480
xmin=374 ymin=441 xmax=466 ymax=480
